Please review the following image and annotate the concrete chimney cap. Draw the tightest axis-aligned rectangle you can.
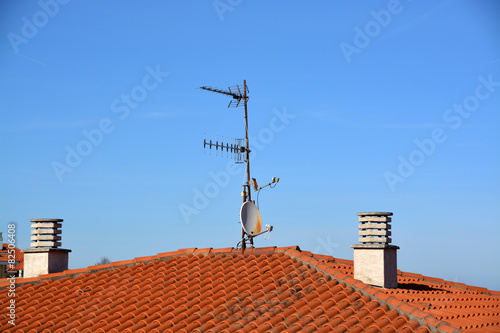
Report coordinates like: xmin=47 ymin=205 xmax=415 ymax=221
xmin=356 ymin=212 xmax=393 ymax=216
xmin=30 ymin=218 xmax=64 ymax=222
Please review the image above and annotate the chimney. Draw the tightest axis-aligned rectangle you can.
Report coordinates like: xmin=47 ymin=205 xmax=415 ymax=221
xmin=22 ymin=218 xmax=71 ymax=278
xmin=351 ymin=212 xmax=399 ymax=288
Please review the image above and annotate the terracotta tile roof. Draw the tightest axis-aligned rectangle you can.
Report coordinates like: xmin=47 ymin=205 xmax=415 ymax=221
xmin=0 ymin=246 xmax=498 ymax=332
xmin=0 ymin=243 xmax=24 ymax=272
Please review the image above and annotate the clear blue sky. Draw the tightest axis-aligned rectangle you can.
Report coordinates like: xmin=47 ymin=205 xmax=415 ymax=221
xmin=1 ymin=1 xmax=499 ymax=290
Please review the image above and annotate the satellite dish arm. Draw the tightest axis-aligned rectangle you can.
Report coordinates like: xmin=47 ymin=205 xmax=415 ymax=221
xmin=255 ymin=177 xmax=280 ymax=191
xmin=252 ymin=224 xmax=273 ymax=237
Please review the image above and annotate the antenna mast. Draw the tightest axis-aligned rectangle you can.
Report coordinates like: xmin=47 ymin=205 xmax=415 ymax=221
xmin=199 ymin=80 xmax=252 ymax=203
xmin=199 ymin=80 xmax=278 ymax=250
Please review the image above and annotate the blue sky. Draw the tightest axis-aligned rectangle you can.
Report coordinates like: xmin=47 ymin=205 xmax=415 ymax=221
xmin=1 ymin=1 xmax=499 ymax=290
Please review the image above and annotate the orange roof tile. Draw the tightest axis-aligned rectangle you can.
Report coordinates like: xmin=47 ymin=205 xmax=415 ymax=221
xmin=0 ymin=243 xmax=23 ymax=272
xmin=0 ymin=246 xmax=498 ymax=332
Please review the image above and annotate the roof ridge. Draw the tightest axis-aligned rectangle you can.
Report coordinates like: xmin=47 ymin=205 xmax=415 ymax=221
xmin=0 ymin=245 xmax=302 ymax=288
xmin=283 ymin=247 xmax=463 ymax=333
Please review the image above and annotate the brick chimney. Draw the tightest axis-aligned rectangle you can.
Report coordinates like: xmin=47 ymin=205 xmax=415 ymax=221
xmin=351 ymin=212 xmax=399 ymax=288
xmin=22 ymin=218 xmax=71 ymax=278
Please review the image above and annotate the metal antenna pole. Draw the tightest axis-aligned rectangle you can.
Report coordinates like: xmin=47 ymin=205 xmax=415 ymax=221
xmin=242 ymin=80 xmax=250 ymax=250
xmin=243 ymin=80 xmax=251 ymax=204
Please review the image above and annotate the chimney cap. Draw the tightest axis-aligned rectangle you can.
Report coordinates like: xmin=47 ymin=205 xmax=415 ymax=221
xmin=30 ymin=218 xmax=65 ymax=249
xmin=356 ymin=212 xmax=393 ymax=216
xmin=30 ymin=218 xmax=64 ymax=222
xmin=355 ymin=212 xmax=394 ymax=245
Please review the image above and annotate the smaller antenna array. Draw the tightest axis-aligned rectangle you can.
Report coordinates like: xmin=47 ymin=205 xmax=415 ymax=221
xmin=204 ymin=135 xmax=245 ymax=163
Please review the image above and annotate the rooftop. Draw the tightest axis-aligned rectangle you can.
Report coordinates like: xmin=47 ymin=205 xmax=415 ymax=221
xmin=0 ymin=243 xmax=24 ymax=273
xmin=1 ymin=246 xmax=499 ymax=332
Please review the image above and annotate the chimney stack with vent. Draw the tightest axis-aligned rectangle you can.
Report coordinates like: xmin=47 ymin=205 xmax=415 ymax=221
xmin=351 ymin=212 xmax=399 ymax=288
xmin=22 ymin=218 xmax=71 ymax=278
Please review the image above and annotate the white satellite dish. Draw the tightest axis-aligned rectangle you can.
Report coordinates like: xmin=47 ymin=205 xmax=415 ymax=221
xmin=240 ymin=201 xmax=262 ymax=236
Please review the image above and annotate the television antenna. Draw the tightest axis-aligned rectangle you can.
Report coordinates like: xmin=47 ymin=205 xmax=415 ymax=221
xmin=199 ymin=80 xmax=279 ymax=249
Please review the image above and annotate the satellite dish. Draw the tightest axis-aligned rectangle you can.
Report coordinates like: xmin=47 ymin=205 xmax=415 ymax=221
xmin=240 ymin=201 xmax=262 ymax=236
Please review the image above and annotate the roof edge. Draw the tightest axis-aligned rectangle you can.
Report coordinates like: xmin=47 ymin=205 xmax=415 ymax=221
xmin=397 ymin=270 xmax=500 ymax=296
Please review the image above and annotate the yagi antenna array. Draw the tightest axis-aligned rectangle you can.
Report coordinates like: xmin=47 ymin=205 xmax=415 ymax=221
xmin=199 ymin=80 xmax=278 ymax=250
xmin=199 ymin=84 xmax=249 ymax=108
xmin=204 ymin=135 xmax=245 ymax=163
